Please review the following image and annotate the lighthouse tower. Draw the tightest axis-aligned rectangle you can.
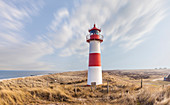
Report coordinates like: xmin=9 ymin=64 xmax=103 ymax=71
xmin=86 ymin=24 xmax=103 ymax=85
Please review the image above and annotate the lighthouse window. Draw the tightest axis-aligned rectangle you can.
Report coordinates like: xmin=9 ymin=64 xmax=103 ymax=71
xmin=90 ymin=30 xmax=92 ymax=34
xmin=95 ymin=30 xmax=99 ymax=35
xmin=90 ymin=30 xmax=99 ymax=35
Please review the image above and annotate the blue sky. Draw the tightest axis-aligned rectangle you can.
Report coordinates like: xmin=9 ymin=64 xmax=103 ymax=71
xmin=0 ymin=0 xmax=170 ymax=71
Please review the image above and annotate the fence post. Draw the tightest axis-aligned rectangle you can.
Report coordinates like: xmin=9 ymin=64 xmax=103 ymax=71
xmin=141 ymin=77 xmax=142 ymax=88
xmin=47 ymin=81 xmax=48 ymax=87
xmin=75 ymin=84 xmax=77 ymax=94
xmin=107 ymin=81 xmax=109 ymax=93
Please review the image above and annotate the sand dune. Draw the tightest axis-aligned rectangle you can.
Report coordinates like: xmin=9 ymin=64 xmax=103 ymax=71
xmin=0 ymin=69 xmax=170 ymax=105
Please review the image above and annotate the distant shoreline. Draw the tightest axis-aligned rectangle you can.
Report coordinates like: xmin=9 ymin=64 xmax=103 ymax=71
xmin=0 ymin=74 xmax=44 ymax=82
xmin=0 ymin=69 xmax=168 ymax=82
xmin=0 ymin=70 xmax=64 ymax=82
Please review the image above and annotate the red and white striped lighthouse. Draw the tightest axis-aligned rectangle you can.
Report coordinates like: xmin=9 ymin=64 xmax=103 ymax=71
xmin=86 ymin=24 xmax=103 ymax=85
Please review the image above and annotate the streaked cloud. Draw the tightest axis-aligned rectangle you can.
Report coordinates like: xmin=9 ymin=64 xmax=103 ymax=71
xmin=47 ymin=0 xmax=167 ymax=56
xmin=0 ymin=0 xmax=54 ymax=70
xmin=0 ymin=0 xmax=168 ymax=70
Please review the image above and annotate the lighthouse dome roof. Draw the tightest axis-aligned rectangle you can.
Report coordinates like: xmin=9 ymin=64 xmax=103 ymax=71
xmin=89 ymin=24 xmax=101 ymax=32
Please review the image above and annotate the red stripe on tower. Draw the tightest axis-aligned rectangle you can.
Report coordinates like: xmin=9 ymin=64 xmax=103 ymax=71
xmin=89 ymin=53 xmax=101 ymax=66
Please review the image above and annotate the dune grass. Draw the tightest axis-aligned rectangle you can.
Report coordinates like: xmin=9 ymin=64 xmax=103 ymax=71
xmin=0 ymin=70 xmax=170 ymax=105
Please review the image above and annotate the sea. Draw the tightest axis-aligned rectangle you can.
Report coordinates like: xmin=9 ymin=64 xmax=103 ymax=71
xmin=0 ymin=70 xmax=62 ymax=80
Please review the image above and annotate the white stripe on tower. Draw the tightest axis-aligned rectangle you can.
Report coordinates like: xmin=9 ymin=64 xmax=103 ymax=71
xmin=89 ymin=41 xmax=101 ymax=53
xmin=87 ymin=66 xmax=102 ymax=85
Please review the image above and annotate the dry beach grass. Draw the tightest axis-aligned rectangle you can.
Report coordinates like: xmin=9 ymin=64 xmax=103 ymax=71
xmin=0 ymin=69 xmax=170 ymax=105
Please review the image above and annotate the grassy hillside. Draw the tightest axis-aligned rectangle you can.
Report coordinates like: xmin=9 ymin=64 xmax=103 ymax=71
xmin=0 ymin=70 xmax=170 ymax=105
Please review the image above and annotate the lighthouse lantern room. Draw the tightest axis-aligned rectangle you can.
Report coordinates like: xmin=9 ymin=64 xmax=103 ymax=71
xmin=86 ymin=24 xmax=103 ymax=85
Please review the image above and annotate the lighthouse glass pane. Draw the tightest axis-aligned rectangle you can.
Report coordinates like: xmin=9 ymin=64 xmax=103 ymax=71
xmin=90 ymin=30 xmax=99 ymax=35
xmin=90 ymin=30 xmax=94 ymax=35
xmin=95 ymin=30 xmax=99 ymax=35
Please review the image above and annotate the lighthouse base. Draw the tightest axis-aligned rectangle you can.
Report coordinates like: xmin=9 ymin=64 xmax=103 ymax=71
xmin=87 ymin=66 xmax=102 ymax=85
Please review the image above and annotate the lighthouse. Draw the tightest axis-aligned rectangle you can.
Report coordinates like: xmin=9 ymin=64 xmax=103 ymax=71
xmin=86 ymin=24 xmax=103 ymax=85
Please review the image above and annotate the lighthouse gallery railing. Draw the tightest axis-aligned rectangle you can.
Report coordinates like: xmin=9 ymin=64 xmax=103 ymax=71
xmin=86 ymin=34 xmax=104 ymax=41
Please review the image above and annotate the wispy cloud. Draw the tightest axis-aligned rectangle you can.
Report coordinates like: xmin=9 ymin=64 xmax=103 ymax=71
xmin=0 ymin=41 xmax=54 ymax=70
xmin=47 ymin=0 xmax=167 ymax=57
xmin=0 ymin=0 xmax=55 ymax=70
xmin=0 ymin=0 xmax=168 ymax=70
